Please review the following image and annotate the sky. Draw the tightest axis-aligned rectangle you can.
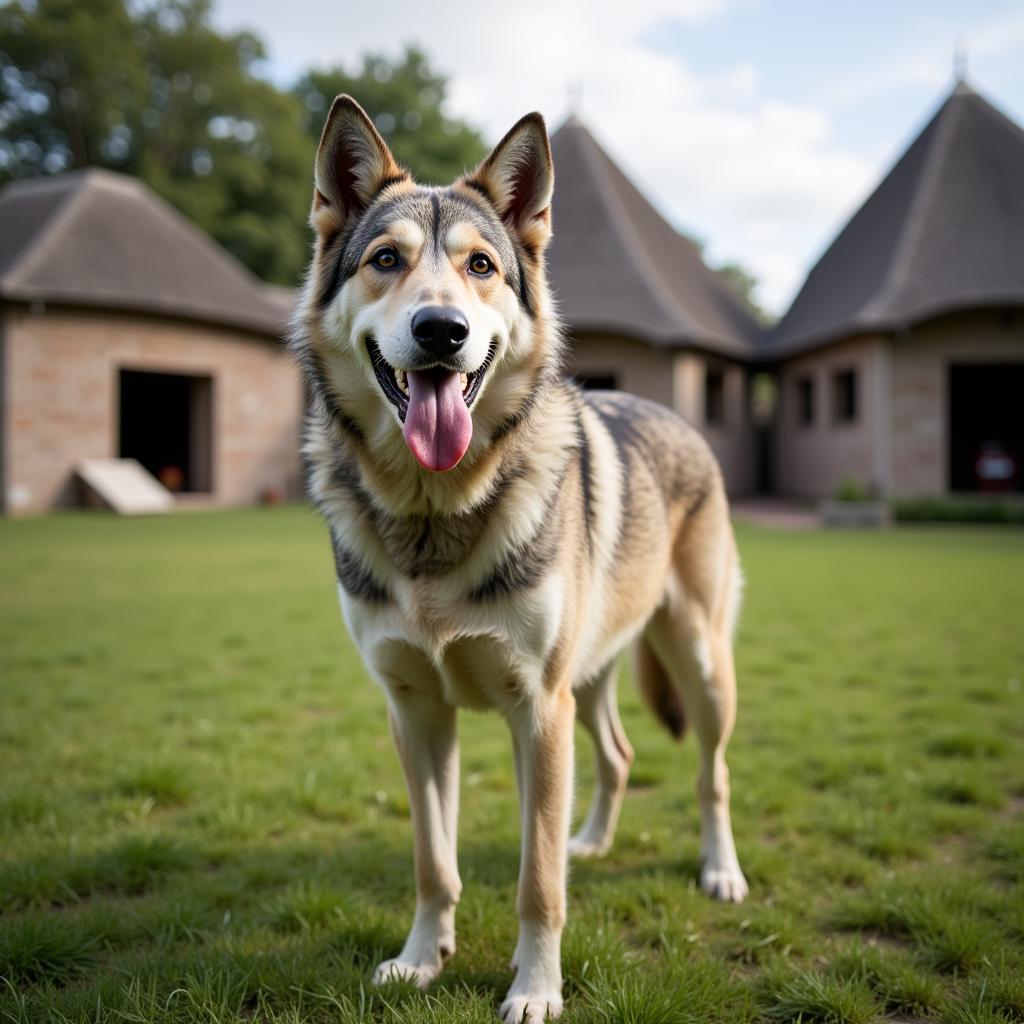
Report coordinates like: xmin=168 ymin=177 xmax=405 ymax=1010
xmin=213 ymin=0 xmax=1024 ymax=317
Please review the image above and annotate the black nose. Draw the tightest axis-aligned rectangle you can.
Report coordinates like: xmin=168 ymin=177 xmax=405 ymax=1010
xmin=411 ymin=306 xmax=469 ymax=358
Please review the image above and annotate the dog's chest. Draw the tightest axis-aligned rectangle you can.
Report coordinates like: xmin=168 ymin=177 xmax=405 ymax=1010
xmin=340 ymin=571 xmax=562 ymax=710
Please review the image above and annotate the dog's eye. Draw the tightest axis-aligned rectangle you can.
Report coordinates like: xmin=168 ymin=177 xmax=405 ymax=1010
xmin=370 ymin=247 xmax=399 ymax=271
xmin=468 ymin=252 xmax=494 ymax=276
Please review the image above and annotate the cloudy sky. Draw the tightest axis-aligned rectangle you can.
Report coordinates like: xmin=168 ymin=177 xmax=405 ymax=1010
xmin=213 ymin=0 xmax=1024 ymax=317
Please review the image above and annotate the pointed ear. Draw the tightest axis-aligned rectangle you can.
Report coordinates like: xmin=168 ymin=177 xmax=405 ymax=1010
xmin=311 ymin=95 xmax=408 ymax=233
xmin=463 ymin=112 xmax=554 ymax=249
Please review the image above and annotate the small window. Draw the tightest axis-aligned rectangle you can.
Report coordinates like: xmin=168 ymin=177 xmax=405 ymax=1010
xmin=705 ymin=367 xmax=725 ymax=426
xmin=833 ymin=369 xmax=858 ymax=423
xmin=796 ymin=376 xmax=815 ymax=427
xmin=575 ymin=373 xmax=617 ymax=390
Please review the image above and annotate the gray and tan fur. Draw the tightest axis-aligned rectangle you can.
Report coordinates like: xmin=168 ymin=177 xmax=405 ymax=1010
xmin=291 ymin=96 xmax=748 ymax=1024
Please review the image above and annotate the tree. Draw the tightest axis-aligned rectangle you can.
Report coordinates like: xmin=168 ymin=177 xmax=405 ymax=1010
xmin=0 ymin=0 xmax=309 ymax=283
xmin=716 ymin=261 xmax=771 ymax=324
xmin=0 ymin=5 xmax=485 ymax=284
xmin=294 ymin=48 xmax=487 ymax=185
xmin=0 ymin=0 xmax=147 ymax=175
xmin=128 ymin=0 xmax=311 ymax=285
xmin=681 ymin=229 xmax=770 ymax=324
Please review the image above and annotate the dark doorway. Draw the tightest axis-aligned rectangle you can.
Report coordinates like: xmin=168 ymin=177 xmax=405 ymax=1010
xmin=119 ymin=370 xmax=213 ymax=493
xmin=948 ymin=364 xmax=1024 ymax=493
xmin=575 ymin=372 xmax=618 ymax=390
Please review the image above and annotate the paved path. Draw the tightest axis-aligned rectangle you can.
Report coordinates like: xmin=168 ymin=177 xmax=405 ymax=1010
xmin=731 ymin=498 xmax=819 ymax=530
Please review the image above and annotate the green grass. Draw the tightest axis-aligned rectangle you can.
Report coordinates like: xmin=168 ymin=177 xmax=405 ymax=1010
xmin=1 ymin=507 xmax=1022 ymax=1023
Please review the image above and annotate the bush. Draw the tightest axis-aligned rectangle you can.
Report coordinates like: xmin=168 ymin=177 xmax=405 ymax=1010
xmin=833 ymin=478 xmax=870 ymax=502
xmin=892 ymin=498 xmax=1024 ymax=524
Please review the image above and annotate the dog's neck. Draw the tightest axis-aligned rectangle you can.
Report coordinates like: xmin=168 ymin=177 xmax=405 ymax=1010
xmin=310 ymin=375 xmax=574 ymax=526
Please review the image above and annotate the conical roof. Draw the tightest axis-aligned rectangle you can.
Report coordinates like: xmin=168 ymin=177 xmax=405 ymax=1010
xmin=770 ymin=82 xmax=1024 ymax=354
xmin=0 ymin=168 xmax=286 ymax=337
xmin=548 ymin=116 xmax=763 ymax=357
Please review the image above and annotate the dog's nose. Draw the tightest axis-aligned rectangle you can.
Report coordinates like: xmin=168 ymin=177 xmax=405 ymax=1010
xmin=411 ymin=306 xmax=469 ymax=358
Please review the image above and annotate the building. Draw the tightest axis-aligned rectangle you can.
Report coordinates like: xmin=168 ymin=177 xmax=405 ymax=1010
xmin=0 ymin=169 xmax=302 ymax=516
xmin=764 ymin=81 xmax=1024 ymax=500
xmin=2 ymin=80 xmax=1020 ymax=515
xmin=548 ymin=115 xmax=765 ymax=495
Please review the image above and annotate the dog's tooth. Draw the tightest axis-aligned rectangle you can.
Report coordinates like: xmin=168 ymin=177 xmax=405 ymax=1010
xmin=460 ymin=372 xmax=469 ymax=394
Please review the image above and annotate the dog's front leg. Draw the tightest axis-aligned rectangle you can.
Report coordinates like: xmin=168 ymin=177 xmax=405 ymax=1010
xmin=501 ymin=686 xmax=575 ymax=1024
xmin=374 ymin=691 xmax=461 ymax=988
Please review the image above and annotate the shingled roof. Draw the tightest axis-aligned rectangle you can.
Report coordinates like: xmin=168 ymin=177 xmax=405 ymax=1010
xmin=0 ymin=168 xmax=287 ymax=337
xmin=548 ymin=116 xmax=763 ymax=357
xmin=769 ymin=82 xmax=1024 ymax=355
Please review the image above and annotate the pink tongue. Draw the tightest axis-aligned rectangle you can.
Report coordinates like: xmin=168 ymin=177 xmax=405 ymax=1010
xmin=402 ymin=369 xmax=473 ymax=472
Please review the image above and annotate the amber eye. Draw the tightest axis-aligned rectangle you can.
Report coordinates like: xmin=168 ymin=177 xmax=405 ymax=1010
xmin=469 ymin=252 xmax=494 ymax=276
xmin=370 ymin=247 xmax=399 ymax=270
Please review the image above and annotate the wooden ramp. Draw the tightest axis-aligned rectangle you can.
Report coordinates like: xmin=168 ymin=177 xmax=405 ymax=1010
xmin=76 ymin=459 xmax=174 ymax=515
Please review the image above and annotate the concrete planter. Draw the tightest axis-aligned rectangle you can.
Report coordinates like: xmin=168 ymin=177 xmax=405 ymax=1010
xmin=819 ymin=499 xmax=891 ymax=528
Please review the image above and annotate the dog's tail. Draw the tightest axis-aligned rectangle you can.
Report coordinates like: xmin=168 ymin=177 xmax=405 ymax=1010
xmin=634 ymin=637 xmax=686 ymax=741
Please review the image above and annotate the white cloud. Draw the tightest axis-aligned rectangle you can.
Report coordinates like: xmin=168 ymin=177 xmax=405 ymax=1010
xmin=215 ymin=0 xmax=876 ymax=316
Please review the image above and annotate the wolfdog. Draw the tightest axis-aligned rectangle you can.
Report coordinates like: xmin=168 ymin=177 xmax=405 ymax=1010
xmin=291 ymin=95 xmax=747 ymax=1023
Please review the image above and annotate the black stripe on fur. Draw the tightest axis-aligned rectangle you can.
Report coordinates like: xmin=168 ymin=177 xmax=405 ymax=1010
xmin=331 ymin=535 xmax=389 ymax=603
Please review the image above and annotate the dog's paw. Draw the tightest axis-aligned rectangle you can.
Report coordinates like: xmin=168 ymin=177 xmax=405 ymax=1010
xmin=700 ymin=859 xmax=748 ymax=903
xmin=499 ymin=993 xmax=563 ymax=1023
xmin=372 ymin=957 xmax=440 ymax=989
xmin=568 ymin=831 xmax=611 ymax=859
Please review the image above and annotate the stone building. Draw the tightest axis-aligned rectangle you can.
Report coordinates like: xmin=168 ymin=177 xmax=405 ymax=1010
xmin=0 ymin=169 xmax=302 ymax=515
xmin=548 ymin=115 xmax=765 ymax=495
xmin=2 ymin=80 xmax=1020 ymax=515
xmin=764 ymin=82 xmax=1024 ymax=500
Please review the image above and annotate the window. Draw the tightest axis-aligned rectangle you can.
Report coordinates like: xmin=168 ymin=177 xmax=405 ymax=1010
xmin=796 ymin=376 xmax=815 ymax=427
xmin=704 ymin=367 xmax=725 ymax=426
xmin=833 ymin=369 xmax=858 ymax=424
xmin=575 ymin=373 xmax=617 ymax=390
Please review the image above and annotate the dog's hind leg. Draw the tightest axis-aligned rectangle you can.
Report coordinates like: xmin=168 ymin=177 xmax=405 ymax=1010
xmin=645 ymin=498 xmax=748 ymax=903
xmin=373 ymin=675 xmax=461 ymax=988
xmin=569 ymin=662 xmax=633 ymax=858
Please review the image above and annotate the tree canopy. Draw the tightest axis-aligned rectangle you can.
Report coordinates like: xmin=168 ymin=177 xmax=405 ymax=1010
xmin=1 ymin=1 xmax=761 ymax=307
xmin=0 ymin=0 xmax=487 ymax=284
xmin=294 ymin=49 xmax=487 ymax=186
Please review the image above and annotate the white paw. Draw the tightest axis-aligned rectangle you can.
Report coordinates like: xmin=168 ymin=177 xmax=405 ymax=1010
xmin=568 ymin=831 xmax=611 ymax=859
xmin=500 ymin=993 xmax=564 ymax=1023
xmin=372 ymin=957 xmax=441 ymax=989
xmin=700 ymin=860 xmax=748 ymax=903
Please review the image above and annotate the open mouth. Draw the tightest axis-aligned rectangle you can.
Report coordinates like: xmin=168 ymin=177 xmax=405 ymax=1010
xmin=367 ymin=338 xmax=497 ymax=473
xmin=366 ymin=338 xmax=495 ymax=422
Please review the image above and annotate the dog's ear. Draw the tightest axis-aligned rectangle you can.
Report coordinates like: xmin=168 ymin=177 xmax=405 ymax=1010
xmin=311 ymin=95 xmax=408 ymax=235
xmin=463 ymin=112 xmax=554 ymax=250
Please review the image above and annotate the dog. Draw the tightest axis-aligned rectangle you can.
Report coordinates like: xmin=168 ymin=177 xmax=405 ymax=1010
xmin=290 ymin=95 xmax=748 ymax=1023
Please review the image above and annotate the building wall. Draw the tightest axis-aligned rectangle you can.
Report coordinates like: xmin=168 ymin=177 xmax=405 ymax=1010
xmin=673 ymin=352 xmax=755 ymax=495
xmin=567 ymin=332 xmax=675 ymax=407
xmin=2 ymin=305 xmax=302 ymax=515
xmin=774 ymin=335 xmax=885 ymax=499
xmin=890 ymin=309 xmax=1024 ymax=497
xmin=568 ymin=334 xmax=756 ymax=496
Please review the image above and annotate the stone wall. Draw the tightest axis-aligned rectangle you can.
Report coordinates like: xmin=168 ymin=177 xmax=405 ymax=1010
xmin=773 ymin=335 xmax=884 ymax=499
xmin=889 ymin=309 xmax=1024 ymax=497
xmin=2 ymin=304 xmax=302 ymax=515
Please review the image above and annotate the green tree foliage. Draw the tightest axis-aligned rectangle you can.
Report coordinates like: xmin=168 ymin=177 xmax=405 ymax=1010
xmin=129 ymin=2 xmax=310 ymax=285
xmin=0 ymin=4 xmax=486 ymax=284
xmin=684 ymin=231 xmax=770 ymax=323
xmin=294 ymin=48 xmax=487 ymax=185
xmin=716 ymin=261 xmax=771 ymax=323
xmin=0 ymin=0 xmax=147 ymax=174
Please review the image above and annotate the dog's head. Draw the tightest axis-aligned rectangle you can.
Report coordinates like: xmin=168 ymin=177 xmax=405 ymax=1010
xmin=297 ymin=95 xmax=558 ymax=477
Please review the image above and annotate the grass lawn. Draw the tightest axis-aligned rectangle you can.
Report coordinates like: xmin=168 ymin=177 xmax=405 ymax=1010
xmin=1 ymin=506 xmax=1022 ymax=1024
